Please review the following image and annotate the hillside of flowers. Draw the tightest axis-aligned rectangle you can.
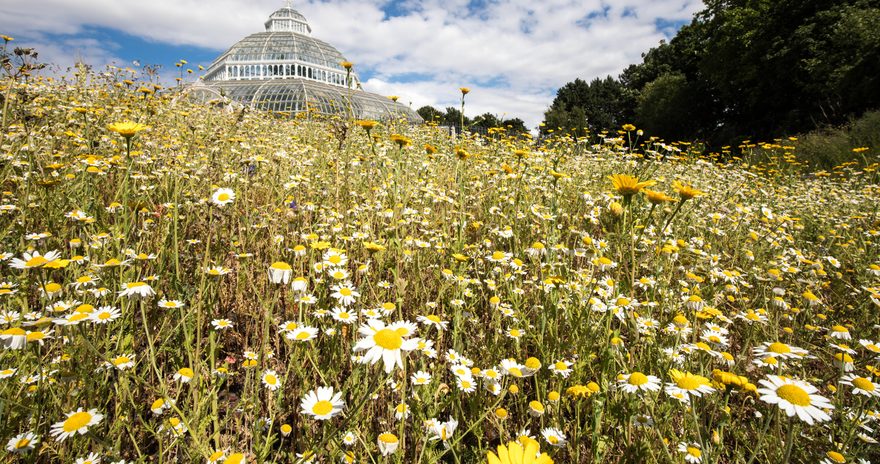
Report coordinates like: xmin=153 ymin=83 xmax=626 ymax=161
xmin=1 ymin=65 xmax=879 ymax=464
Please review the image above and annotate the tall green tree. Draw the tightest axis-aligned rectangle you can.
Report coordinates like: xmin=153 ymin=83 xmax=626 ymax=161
xmin=417 ymin=105 xmax=443 ymax=124
xmin=548 ymin=0 xmax=880 ymax=145
xmin=541 ymin=77 xmax=635 ymax=139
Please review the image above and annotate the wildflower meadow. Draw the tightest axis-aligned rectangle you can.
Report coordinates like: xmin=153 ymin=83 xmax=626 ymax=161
xmin=1 ymin=61 xmax=879 ymax=463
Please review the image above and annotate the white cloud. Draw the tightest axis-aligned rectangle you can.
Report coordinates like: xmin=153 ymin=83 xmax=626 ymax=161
xmin=0 ymin=0 xmax=704 ymax=128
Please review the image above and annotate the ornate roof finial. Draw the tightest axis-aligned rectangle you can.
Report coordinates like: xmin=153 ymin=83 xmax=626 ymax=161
xmin=284 ymin=0 xmax=293 ymax=8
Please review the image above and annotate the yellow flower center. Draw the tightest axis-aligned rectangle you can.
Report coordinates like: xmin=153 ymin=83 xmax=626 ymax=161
xmin=339 ymin=288 xmax=352 ymax=296
xmin=373 ymin=328 xmax=403 ymax=350
xmin=767 ymin=342 xmax=791 ymax=354
xmin=63 ymin=411 xmax=93 ymax=432
xmin=628 ymin=372 xmax=649 ymax=386
xmin=3 ymin=327 xmax=25 ymax=336
xmin=26 ymin=332 xmax=45 ymax=341
xmin=825 ymin=451 xmax=846 ymax=463
xmin=178 ymin=368 xmax=193 ymax=378
xmin=114 ymin=357 xmax=130 ymax=365
xmin=379 ymin=433 xmax=398 ymax=443
xmin=98 ymin=312 xmax=112 ymax=320
xmin=271 ymin=262 xmax=291 ymax=270
xmin=852 ymin=377 xmax=875 ymax=391
xmin=310 ymin=399 xmax=334 ymax=416
xmin=45 ymin=283 xmax=62 ymax=292
xmin=15 ymin=438 xmax=31 ymax=448
xmin=264 ymin=374 xmax=277 ymax=385
xmin=25 ymin=256 xmax=47 ymax=267
xmin=217 ymin=193 xmax=230 ymax=202
xmin=295 ymin=331 xmax=311 ymax=340
xmin=127 ymin=282 xmax=146 ymax=288
xmin=427 ymin=315 xmax=441 ymax=323
xmin=676 ymin=375 xmax=706 ymax=391
xmin=687 ymin=447 xmax=702 ymax=458
xmin=328 ymin=255 xmax=342 ymax=264
xmin=554 ymin=361 xmax=568 ymax=371
xmin=776 ymin=384 xmax=812 ymax=406
xmin=76 ymin=304 xmax=94 ymax=313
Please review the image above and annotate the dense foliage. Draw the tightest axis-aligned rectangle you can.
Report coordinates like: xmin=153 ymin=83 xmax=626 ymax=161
xmin=542 ymin=0 xmax=880 ymax=147
xmin=417 ymin=105 xmax=528 ymax=136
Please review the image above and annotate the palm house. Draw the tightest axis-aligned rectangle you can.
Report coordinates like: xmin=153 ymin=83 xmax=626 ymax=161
xmin=186 ymin=3 xmax=421 ymax=122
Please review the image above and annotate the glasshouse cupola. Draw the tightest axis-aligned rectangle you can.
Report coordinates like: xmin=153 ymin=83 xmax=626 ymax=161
xmin=189 ymin=3 xmax=421 ymax=122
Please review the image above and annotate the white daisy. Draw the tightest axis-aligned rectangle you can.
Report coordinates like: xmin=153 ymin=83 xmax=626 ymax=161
xmin=50 ymin=408 xmax=104 ymax=441
xmin=678 ymin=443 xmax=703 ymax=463
xmin=211 ymin=319 xmax=234 ymax=330
xmin=353 ymin=319 xmax=419 ymax=373
xmin=377 ymin=433 xmax=399 ymax=456
xmin=211 ymin=187 xmax=235 ymax=207
xmin=757 ymin=375 xmax=834 ymax=424
xmin=286 ymin=326 xmax=318 ymax=341
xmin=331 ymin=307 xmax=358 ymax=324
xmin=74 ymin=452 xmax=102 ymax=464
xmin=5 ymin=431 xmax=38 ymax=453
xmin=617 ymin=371 xmax=661 ymax=394
xmin=173 ymin=367 xmax=194 ymax=383
xmin=300 ymin=386 xmax=345 ymax=420
xmin=9 ymin=250 xmax=61 ymax=269
xmin=0 ymin=327 xmax=27 ymax=349
xmin=261 ymin=370 xmax=282 ymax=391
xmin=411 ymin=370 xmax=432 ymax=385
xmin=89 ymin=306 xmax=121 ymax=324
xmin=107 ymin=354 xmax=136 ymax=371
xmin=330 ymin=281 xmax=360 ymax=306
xmin=118 ymin=281 xmax=155 ymax=299
xmin=268 ymin=261 xmax=292 ymax=284
xmin=541 ymin=427 xmax=567 ymax=447
xmin=840 ymin=374 xmax=879 ymax=398
xmin=157 ymin=299 xmax=185 ymax=309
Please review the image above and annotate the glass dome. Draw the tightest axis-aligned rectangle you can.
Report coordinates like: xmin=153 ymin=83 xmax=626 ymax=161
xmin=184 ymin=79 xmax=420 ymax=122
xmin=194 ymin=5 xmax=421 ymax=122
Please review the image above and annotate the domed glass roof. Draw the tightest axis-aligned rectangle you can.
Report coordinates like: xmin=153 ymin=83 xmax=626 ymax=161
xmin=185 ymin=80 xmax=417 ymax=121
xmin=207 ymin=32 xmax=348 ymax=74
xmin=195 ymin=4 xmax=421 ymax=122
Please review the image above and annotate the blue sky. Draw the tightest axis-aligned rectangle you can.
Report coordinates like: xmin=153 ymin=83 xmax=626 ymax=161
xmin=0 ymin=0 xmax=702 ymax=128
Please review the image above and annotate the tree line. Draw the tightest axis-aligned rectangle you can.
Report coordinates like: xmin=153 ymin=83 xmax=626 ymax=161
xmin=541 ymin=0 xmax=880 ymax=146
xmin=417 ymin=106 xmax=529 ymax=135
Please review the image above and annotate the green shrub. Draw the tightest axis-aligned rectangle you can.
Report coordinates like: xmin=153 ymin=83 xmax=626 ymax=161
xmin=794 ymin=110 xmax=880 ymax=170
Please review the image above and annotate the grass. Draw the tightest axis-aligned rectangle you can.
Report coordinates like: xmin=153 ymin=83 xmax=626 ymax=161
xmin=0 ymin=63 xmax=879 ymax=464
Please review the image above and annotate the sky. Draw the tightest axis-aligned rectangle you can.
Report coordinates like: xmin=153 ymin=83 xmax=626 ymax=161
xmin=0 ymin=0 xmax=704 ymax=129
